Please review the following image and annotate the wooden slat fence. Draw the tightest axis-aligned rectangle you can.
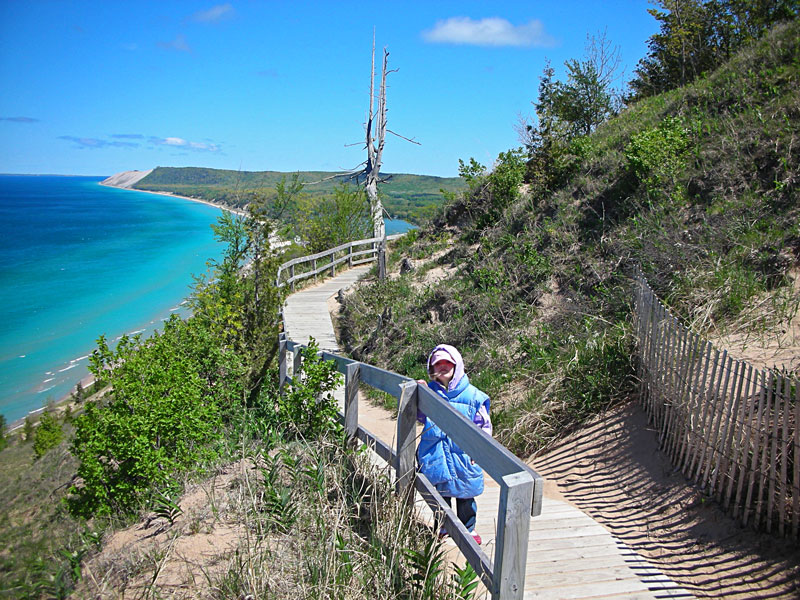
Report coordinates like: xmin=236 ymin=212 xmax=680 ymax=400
xmin=279 ymin=335 xmax=544 ymax=600
xmin=633 ymin=268 xmax=799 ymax=539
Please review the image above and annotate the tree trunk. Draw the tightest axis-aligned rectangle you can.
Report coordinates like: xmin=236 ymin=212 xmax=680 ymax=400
xmin=364 ymin=39 xmax=388 ymax=278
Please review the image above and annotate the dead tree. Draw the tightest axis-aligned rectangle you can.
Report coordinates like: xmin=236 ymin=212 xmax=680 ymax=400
xmin=364 ymin=40 xmax=390 ymax=278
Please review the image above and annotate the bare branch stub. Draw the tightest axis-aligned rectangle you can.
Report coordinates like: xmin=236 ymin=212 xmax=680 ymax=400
xmin=387 ymin=128 xmax=421 ymax=145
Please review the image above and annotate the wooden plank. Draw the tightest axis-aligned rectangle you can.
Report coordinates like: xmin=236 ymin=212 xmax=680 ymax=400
xmin=673 ymin=332 xmax=699 ymax=467
xmin=526 ymin=553 xmax=639 ymax=571
xmin=698 ymin=351 xmax=729 ymax=485
xmin=754 ymin=370 xmax=775 ymax=529
xmin=525 ymin=533 xmax=632 ymax=553
xmin=278 ymin=334 xmax=287 ymax=392
xmin=733 ymin=365 xmax=756 ymax=518
xmin=714 ymin=358 xmax=744 ymax=503
xmin=493 ymin=472 xmax=534 ymax=600
xmin=779 ymin=374 xmax=790 ymax=536
xmin=636 ymin=285 xmax=654 ymax=412
xmin=767 ymin=371 xmax=782 ymax=533
xmin=709 ymin=356 xmax=737 ymax=499
xmin=671 ymin=325 xmax=694 ymax=461
xmin=360 ymin=362 xmax=412 ymax=397
xmin=680 ymin=339 xmax=711 ymax=472
xmin=662 ymin=322 xmax=685 ymax=457
xmin=643 ymin=289 xmax=661 ymax=416
xmin=689 ymin=347 xmax=721 ymax=480
xmin=524 ymin=577 xmax=657 ymax=599
xmin=793 ymin=377 xmax=799 ymax=538
xmin=652 ymin=312 xmax=672 ymax=434
xmin=292 ymin=347 xmax=303 ymax=381
xmin=344 ymin=362 xmax=360 ymax=439
xmin=395 ymin=381 xmax=418 ymax=503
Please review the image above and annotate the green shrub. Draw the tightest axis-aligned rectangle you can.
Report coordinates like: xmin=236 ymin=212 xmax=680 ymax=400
xmin=562 ymin=322 xmax=636 ymax=418
xmin=33 ymin=412 xmax=63 ymax=459
xmin=279 ymin=340 xmax=342 ymax=440
xmin=23 ymin=416 xmax=34 ymax=442
xmin=68 ymin=316 xmax=246 ymax=518
xmin=0 ymin=414 xmax=7 ymax=451
xmin=625 ymin=116 xmax=690 ymax=200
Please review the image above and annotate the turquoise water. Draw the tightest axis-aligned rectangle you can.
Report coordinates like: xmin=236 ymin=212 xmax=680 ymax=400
xmin=0 ymin=176 xmax=226 ymax=424
xmin=0 ymin=175 xmax=415 ymax=425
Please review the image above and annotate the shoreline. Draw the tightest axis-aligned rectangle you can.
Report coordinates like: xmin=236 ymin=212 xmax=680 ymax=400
xmin=7 ymin=182 xmax=235 ymax=435
xmin=7 ymin=372 xmax=96 ymax=434
xmin=98 ymin=181 xmax=249 ymax=218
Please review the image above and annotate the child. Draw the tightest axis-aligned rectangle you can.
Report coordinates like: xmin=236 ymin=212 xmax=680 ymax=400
xmin=416 ymin=344 xmax=492 ymax=545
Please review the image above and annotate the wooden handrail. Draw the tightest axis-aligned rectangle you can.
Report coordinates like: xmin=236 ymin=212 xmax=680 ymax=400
xmin=275 ymin=233 xmax=405 ymax=290
xmin=280 ymin=335 xmax=543 ymax=600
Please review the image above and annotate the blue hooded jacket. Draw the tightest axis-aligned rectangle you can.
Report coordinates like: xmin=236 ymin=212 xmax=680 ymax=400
xmin=417 ymin=345 xmax=489 ymax=499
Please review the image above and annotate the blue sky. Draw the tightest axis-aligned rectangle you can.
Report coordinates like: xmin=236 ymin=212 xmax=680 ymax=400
xmin=0 ymin=1 xmax=659 ymax=178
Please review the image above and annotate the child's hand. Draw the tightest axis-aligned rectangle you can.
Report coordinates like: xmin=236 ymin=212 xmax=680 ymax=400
xmin=416 ymin=379 xmax=427 ymax=386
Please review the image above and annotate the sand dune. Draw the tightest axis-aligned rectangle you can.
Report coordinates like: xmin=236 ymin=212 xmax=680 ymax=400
xmin=101 ymin=169 xmax=153 ymax=188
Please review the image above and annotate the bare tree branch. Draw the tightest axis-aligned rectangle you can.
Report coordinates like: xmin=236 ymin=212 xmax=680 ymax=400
xmin=387 ymin=129 xmax=421 ymax=145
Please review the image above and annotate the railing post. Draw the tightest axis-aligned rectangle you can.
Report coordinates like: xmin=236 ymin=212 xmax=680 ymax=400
xmin=345 ymin=362 xmax=361 ymax=439
xmin=493 ymin=471 xmax=534 ymax=600
xmin=292 ymin=345 xmax=303 ymax=382
xmin=395 ymin=381 xmax=418 ymax=505
xmin=290 ymin=264 xmax=295 ymax=292
xmin=348 ymin=244 xmax=353 ymax=268
xmin=278 ymin=334 xmax=287 ymax=394
xmin=312 ymin=258 xmax=317 ymax=282
xmin=378 ymin=238 xmax=387 ymax=280
xmin=330 ymin=253 xmax=336 ymax=277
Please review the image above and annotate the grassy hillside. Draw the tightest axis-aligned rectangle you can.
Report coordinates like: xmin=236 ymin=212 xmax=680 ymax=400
xmin=338 ymin=19 xmax=800 ymax=457
xmin=134 ymin=167 xmax=464 ymax=224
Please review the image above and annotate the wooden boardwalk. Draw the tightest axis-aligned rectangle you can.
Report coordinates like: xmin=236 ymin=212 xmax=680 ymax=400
xmin=282 ymin=267 xmax=694 ymax=600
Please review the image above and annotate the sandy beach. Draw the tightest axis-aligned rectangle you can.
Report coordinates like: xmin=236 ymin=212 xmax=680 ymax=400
xmin=99 ymin=177 xmax=248 ymax=218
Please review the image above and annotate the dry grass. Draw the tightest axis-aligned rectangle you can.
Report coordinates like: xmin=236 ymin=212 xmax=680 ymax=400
xmin=72 ymin=435 xmax=468 ymax=600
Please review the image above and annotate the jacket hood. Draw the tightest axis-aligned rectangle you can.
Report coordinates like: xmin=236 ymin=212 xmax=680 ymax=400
xmin=427 ymin=344 xmax=465 ymax=393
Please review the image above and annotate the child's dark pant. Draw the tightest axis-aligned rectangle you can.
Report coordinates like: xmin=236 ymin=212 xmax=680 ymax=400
xmin=441 ymin=497 xmax=477 ymax=532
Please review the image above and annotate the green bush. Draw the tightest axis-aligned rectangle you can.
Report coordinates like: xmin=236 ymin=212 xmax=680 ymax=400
xmin=625 ymin=116 xmax=690 ymax=200
xmin=279 ymin=340 xmax=343 ymax=440
xmin=33 ymin=412 xmax=63 ymax=459
xmin=68 ymin=316 xmax=246 ymax=518
xmin=0 ymin=414 xmax=7 ymax=451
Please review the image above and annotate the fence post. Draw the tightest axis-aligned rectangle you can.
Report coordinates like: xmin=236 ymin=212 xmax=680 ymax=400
xmin=292 ymin=345 xmax=303 ymax=383
xmin=345 ymin=362 xmax=361 ymax=440
xmin=312 ymin=258 xmax=317 ymax=282
xmin=330 ymin=253 xmax=336 ymax=277
xmin=348 ymin=244 xmax=353 ymax=268
xmin=395 ymin=381 xmax=418 ymax=505
xmin=278 ymin=334 xmax=287 ymax=393
xmin=493 ymin=471 xmax=534 ymax=600
xmin=290 ymin=264 xmax=295 ymax=292
xmin=378 ymin=238 xmax=387 ymax=280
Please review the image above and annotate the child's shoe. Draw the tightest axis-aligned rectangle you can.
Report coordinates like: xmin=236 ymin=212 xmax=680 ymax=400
xmin=472 ymin=533 xmax=482 ymax=545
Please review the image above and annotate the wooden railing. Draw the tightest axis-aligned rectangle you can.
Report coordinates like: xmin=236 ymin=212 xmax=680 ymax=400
xmin=275 ymin=233 xmax=404 ymax=291
xmin=278 ymin=335 xmax=544 ymax=600
xmin=634 ymin=268 xmax=799 ymax=540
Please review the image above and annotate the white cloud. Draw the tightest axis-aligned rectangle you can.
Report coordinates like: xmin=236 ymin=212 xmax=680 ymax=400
xmin=192 ymin=3 xmax=234 ymax=23
xmin=158 ymin=34 xmax=191 ymax=52
xmin=59 ymin=136 xmax=138 ymax=149
xmin=150 ymin=136 xmax=220 ymax=152
xmin=422 ymin=17 xmax=556 ymax=47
